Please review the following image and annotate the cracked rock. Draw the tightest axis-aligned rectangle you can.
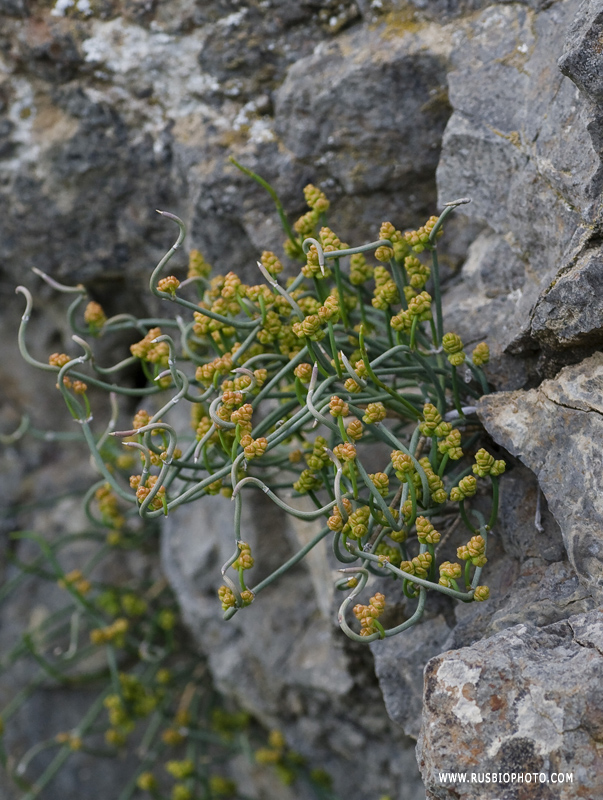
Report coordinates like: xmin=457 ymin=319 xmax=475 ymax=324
xmin=417 ymin=610 xmax=603 ymax=799
xmin=478 ymin=352 xmax=603 ymax=603
xmin=371 ymin=462 xmax=596 ymax=744
xmin=530 ymin=247 xmax=603 ymax=349
xmin=161 ymin=491 xmax=424 ymax=800
xmin=437 ymin=0 xmax=603 ymax=372
xmin=558 ymin=0 xmax=603 ymax=104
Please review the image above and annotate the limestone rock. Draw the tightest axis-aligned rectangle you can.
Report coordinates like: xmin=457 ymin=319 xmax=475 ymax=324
xmin=417 ymin=610 xmax=603 ymax=799
xmin=370 ymin=462 xmax=595 ymax=743
xmin=372 ymin=614 xmax=453 ymax=740
xmin=438 ymin=0 xmax=602 ymax=374
xmin=274 ymin=21 xmax=452 ymax=201
xmin=0 ymin=0 xmax=462 ymax=305
xmin=478 ymin=352 xmax=603 ymax=603
xmin=162 ymin=491 xmax=424 ymax=800
xmin=558 ymin=0 xmax=603 ymax=104
xmin=530 ymin=247 xmax=603 ymax=349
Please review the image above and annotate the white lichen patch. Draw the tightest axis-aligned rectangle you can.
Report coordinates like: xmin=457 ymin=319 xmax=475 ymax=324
xmin=514 ymin=684 xmax=564 ymax=754
xmin=487 ymin=683 xmax=564 ymax=759
xmin=51 ymin=0 xmax=74 ymax=16
xmin=248 ymin=119 xmax=275 ymax=144
xmin=216 ymin=9 xmax=247 ymax=28
xmin=1 ymin=69 xmax=40 ymax=172
xmin=436 ymin=659 xmax=483 ymax=725
xmin=232 ymin=100 xmax=276 ymax=144
xmin=51 ymin=0 xmax=92 ymax=17
xmin=82 ymin=19 xmax=219 ymax=121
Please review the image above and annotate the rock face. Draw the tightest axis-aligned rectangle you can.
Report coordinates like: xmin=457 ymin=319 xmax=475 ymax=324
xmin=478 ymin=352 xmax=603 ymax=604
xmin=439 ymin=0 xmax=603 ymax=385
xmin=413 ymin=2 xmax=603 ymax=795
xmin=0 ymin=0 xmax=460 ymax=297
xmin=417 ymin=610 xmax=603 ymax=800
xmin=4 ymin=0 xmax=603 ymax=798
xmin=162 ymin=492 xmax=424 ymax=800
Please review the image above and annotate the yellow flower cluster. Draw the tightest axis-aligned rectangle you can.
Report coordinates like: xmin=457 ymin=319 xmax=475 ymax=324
xmin=188 ymin=248 xmax=212 ymax=278
xmin=457 ymin=534 xmax=487 ymax=567
xmin=157 ymin=275 xmax=180 ymax=295
xmin=363 ymin=402 xmax=387 ymax=423
xmin=442 ymin=332 xmax=465 ymax=366
xmin=400 ymin=551 xmax=432 ymax=579
xmin=240 ymin=434 xmax=268 ymax=459
xmin=327 ymin=441 xmax=352 ymax=465
xmin=48 ymin=351 xmax=87 ymax=392
xmin=353 ymin=592 xmax=386 ymax=636
xmin=130 ymin=327 xmax=169 ymax=368
xmin=473 ymin=448 xmax=506 ymax=477
xmin=232 ymin=541 xmax=254 ymax=570
xmin=327 ymin=498 xmax=353 ymax=532
xmin=57 ymin=569 xmax=91 ymax=595
xmin=90 ymin=617 xmax=129 ymax=647
xmin=415 ymin=516 xmax=441 ymax=545
xmin=218 ymin=585 xmax=236 ymax=610
xmin=96 ymin=483 xmax=125 ymax=528
xmin=450 ymin=475 xmax=478 ymax=502
xmin=129 ymin=474 xmax=166 ymax=511
xmin=371 ymin=266 xmax=400 ymax=310
xmin=84 ymin=300 xmax=107 ymax=330
xmin=329 ymin=395 xmax=349 ymax=417
xmin=438 ymin=560 xmax=462 ymax=588
xmin=404 ymin=215 xmax=441 ymax=253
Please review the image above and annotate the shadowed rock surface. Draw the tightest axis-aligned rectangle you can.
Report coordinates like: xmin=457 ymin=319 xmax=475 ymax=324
xmin=478 ymin=353 xmax=603 ymax=604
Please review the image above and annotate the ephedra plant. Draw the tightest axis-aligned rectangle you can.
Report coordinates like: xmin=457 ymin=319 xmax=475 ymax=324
xmin=13 ymin=161 xmax=504 ymax=646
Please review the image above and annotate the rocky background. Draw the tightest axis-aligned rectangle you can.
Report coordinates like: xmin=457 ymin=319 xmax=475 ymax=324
xmin=2 ymin=0 xmax=603 ymax=798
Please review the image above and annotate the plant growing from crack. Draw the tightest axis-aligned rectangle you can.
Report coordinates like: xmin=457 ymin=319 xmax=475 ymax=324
xmin=11 ymin=163 xmax=504 ymax=645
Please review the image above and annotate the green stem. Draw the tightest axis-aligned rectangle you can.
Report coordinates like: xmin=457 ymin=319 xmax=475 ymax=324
xmin=464 ymin=559 xmax=472 ymax=590
xmin=430 ymin=247 xmax=443 ymax=346
xmin=450 ymin=365 xmax=464 ymax=416
xmin=459 ymin=500 xmax=478 ymax=535
xmin=229 ymin=157 xmax=301 ymax=254
xmin=327 ymin=322 xmax=342 ymax=377
xmin=409 ymin=315 xmax=419 ymax=350
xmin=488 ymin=475 xmax=500 ymax=529
xmin=332 ymin=258 xmax=350 ymax=328
xmin=249 ymin=526 xmax=332 ymax=595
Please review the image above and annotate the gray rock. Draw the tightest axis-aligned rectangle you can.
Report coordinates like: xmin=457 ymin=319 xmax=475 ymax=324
xmin=530 ymin=246 xmax=603 ymax=349
xmin=355 ymin=0 xmax=551 ymax=23
xmin=441 ymin=229 xmax=537 ymax=390
xmin=558 ymin=0 xmax=603 ymax=104
xmin=449 ymin=558 xmax=597 ymax=649
xmin=417 ymin=610 xmax=603 ymax=799
xmin=370 ymin=461 xmax=593 ymax=743
xmin=443 ymin=460 xmax=594 ymax=649
xmin=0 ymin=0 xmax=28 ymax=18
xmin=274 ymin=22 xmax=452 ymax=201
xmin=372 ymin=614 xmax=452 ymax=740
xmin=478 ymin=352 xmax=603 ymax=603
xmin=437 ymin=0 xmax=601 ymax=367
xmin=162 ymin=491 xmax=425 ymax=800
